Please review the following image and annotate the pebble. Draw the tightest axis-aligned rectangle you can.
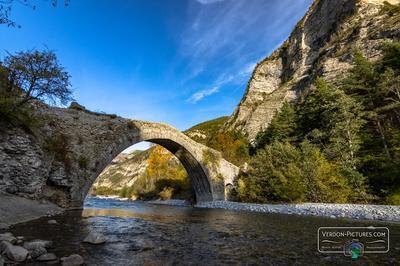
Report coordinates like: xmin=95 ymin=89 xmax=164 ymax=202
xmin=0 ymin=223 xmax=9 ymax=230
xmin=83 ymin=231 xmax=107 ymax=244
xmin=0 ymin=233 xmax=17 ymax=244
xmin=24 ymin=240 xmax=53 ymax=250
xmin=0 ymin=241 xmax=11 ymax=254
xmin=61 ymin=254 xmax=84 ymax=266
xmin=30 ymin=246 xmax=47 ymax=259
xmin=5 ymin=244 xmax=29 ymax=262
xmin=37 ymin=253 xmax=58 ymax=261
xmin=194 ymin=201 xmax=400 ymax=221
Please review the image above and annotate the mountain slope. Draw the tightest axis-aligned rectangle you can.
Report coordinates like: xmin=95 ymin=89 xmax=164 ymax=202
xmin=223 ymin=0 xmax=400 ymax=140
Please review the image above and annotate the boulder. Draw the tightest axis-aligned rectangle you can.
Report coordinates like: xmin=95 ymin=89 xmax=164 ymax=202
xmin=30 ymin=246 xmax=47 ymax=259
xmin=69 ymin=102 xmax=86 ymax=111
xmin=23 ymin=240 xmax=53 ymax=250
xmin=0 ymin=255 xmax=4 ymax=266
xmin=0 ymin=233 xmax=16 ymax=244
xmin=0 ymin=241 xmax=12 ymax=253
xmin=37 ymin=253 xmax=58 ymax=262
xmin=48 ymin=219 xmax=58 ymax=225
xmin=5 ymin=244 xmax=28 ymax=262
xmin=83 ymin=231 xmax=107 ymax=244
xmin=61 ymin=254 xmax=84 ymax=266
xmin=0 ymin=223 xmax=9 ymax=230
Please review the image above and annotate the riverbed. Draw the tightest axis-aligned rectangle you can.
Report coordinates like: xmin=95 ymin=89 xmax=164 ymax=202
xmin=5 ymin=197 xmax=400 ymax=265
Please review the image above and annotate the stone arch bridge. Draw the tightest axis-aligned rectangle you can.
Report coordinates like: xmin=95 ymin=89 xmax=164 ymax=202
xmin=0 ymin=104 xmax=239 ymax=208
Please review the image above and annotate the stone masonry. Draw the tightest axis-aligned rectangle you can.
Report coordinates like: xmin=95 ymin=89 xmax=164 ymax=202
xmin=0 ymin=102 xmax=239 ymax=208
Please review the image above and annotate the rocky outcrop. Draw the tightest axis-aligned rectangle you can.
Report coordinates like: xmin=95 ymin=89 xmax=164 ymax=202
xmin=0 ymin=102 xmax=239 ymax=210
xmin=224 ymin=0 xmax=400 ymax=140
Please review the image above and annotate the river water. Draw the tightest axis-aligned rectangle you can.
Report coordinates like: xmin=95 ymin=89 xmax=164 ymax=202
xmin=8 ymin=197 xmax=400 ymax=265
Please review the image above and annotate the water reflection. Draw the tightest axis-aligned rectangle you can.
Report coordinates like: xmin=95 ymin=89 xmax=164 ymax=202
xmin=7 ymin=198 xmax=400 ymax=265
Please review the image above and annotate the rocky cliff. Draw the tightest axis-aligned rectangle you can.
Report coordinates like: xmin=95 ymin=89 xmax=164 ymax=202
xmin=223 ymin=0 xmax=400 ymax=140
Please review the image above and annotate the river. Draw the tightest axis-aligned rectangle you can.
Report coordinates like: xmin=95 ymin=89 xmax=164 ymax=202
xmin=8 ymin=197 xmax=400 ymax=265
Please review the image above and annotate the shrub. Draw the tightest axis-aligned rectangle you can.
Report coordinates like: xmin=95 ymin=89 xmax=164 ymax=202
xmin=159 ymin=187 xmax=174 ymax=200
xmin=386 ymin=191 xmax=400 ymax=205
xmin=381 ymin=1 xmax=400 ymax=16
xmin=238 ymin=141 xmax=351 ymax=203
xmin=45 ymin=132 xmax=72 ymax=172
xmin=78 ymin=155 xmax=89 ymax=169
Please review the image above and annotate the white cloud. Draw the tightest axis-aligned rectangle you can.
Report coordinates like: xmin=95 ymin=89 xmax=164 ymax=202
xmin=187 ymin=86 xmax=219 ymax=103
xmin=196 ymin=0 xmax=225 ymax=5
xmin=240 ymin=62 xmax=257 ymax=75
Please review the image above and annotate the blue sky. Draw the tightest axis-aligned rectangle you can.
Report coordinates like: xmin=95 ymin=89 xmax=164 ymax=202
xmin=0 ymin=0 xmax=311 ymax=150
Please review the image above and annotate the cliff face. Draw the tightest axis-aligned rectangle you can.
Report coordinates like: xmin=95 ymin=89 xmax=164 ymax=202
xmin=91 ymin=150 xmax=150 ymax=192
xmin=223 ymin=0 xmax=400 ymax=140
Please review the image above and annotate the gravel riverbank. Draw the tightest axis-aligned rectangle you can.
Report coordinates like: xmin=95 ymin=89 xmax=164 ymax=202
xmin=149 ymin=199 xmax=400 ymax=222
xmin=195 ymin=201 xmax=400 ymax=222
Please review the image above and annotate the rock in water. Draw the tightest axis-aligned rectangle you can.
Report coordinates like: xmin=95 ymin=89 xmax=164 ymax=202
xmin=83 ymin=231 xmax=107 ymax=244
xmin=5 ymin=244 xmax=28 ymax=262
xmin=37 ymin=253 xmax=58 ymax=261
xmin=0 ymin=241 xmax=12 ymax=253
xmin=0 ymin=233 xmax=17 ymax=244
xmin=23 ymin=240 xmax=53 ymax=250
xmin=61 ymin=254 xmax=84 ymax=266
xmin=0 ymin=223 xmax=9 ymax=230
xmin=30 ymin=246 xmax=47 ymax=259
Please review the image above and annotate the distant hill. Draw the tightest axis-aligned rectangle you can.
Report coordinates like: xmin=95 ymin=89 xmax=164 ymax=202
xmin=184 ymin=116 xmax=229 ymax=144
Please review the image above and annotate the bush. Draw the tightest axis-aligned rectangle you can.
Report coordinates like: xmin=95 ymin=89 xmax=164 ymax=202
xmin=159 ymin=187 xmax=174 ymax=200
xmin=206 ymin=131 xmax=250 ymax=166
xmin=381 ymin=1 xmax=400 ymax=16
xmin=386 ymin=191 xmax=400 ymax=205
xmin=238 ymin=141 xmax=351 ymax=203
xmin=78 ymin=155 xmax=89 ymax=169
xmin=45 ymin=132 xmax=72 ymax=172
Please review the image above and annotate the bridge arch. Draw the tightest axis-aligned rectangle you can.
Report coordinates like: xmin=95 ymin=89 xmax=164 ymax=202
xmin=73 ymin=120 xmax=239 ymax=208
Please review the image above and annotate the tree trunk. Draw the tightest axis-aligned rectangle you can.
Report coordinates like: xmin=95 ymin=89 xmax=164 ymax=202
xmin=376 ymin=119 xmax=391 ymax=159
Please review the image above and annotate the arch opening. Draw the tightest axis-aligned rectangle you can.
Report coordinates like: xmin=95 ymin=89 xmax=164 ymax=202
xmin=86 ymin=139 xmax=213 ymax=204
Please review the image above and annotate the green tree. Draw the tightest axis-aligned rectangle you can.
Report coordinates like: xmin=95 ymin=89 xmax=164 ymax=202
xmin=238 ymin=141 xmax=351 ymax=203
xmin=254 ymin=102 xmax=297 ymax=151
xmin=207 ymin=131 xmax=249 ymax=166
xmin=0 ymin=50 xmax=73 ymax=127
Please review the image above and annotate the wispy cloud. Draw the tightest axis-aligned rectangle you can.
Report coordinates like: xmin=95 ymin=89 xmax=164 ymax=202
xmin=177 ymin=0 xmax=311 ymax=83
xmin=187 ymin=86 xmax=219 ymax=103
xmin=195 ymin=0 xmax=225 ymax=4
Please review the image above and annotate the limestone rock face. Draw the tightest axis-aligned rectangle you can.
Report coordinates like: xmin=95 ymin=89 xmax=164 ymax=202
xmin=223 ymin=0 xmax=400 ymax=140
xmin=92 ymin=149 xmax=150 ymax=192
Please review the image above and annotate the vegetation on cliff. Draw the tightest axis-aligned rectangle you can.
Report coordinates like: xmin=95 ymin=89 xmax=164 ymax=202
xmin=0 ymin=49 xmax=72 ymax=129
xmin=239 ymin=43 xmax=400 ymax=204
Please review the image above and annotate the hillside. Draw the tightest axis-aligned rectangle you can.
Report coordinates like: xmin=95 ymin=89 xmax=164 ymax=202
xmin=184 ymin=116 xmax=229 ymax=144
